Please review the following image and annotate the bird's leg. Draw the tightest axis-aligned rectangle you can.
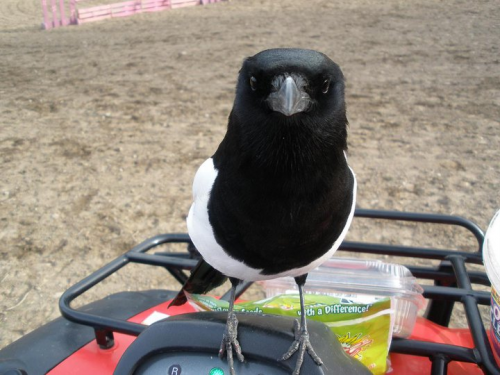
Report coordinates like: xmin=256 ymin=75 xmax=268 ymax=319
xmin=219 ymin=277 xmax=245 ymax=375
xmin=281 ymin=274 xmax=323 ymax=375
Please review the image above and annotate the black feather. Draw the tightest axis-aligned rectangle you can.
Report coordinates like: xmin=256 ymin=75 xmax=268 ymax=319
xmin=169 ymin=259 xmax=227 ymax=307
xmin=208 ymin=48 xmax=353 ymax=274
xmin=172 ymin=48 xmax=355 ymax=306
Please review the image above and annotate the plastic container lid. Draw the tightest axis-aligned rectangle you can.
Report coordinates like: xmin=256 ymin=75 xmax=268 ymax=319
xmin=259 ymin=258 xmax=425 ymax=338
xmin=484 ymin=209 xmax=500 ymax=291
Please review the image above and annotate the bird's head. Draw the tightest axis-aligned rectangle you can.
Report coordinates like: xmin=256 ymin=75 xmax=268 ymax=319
xmin=233 ymin=48 xmax=347 ymax=132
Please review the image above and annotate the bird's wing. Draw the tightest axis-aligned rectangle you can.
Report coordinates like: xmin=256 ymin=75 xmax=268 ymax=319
xmin=192 ymin=158 xmax=218 ymax=201
xmin=187 ymin=158 xmax=266 ymax=281
xmin=169 ymin=158 xmax=228 ymax=307
xmin=168 ymin=258 xmax=226 ymax=307
xmin=186 ymin=158 xmax=224 ymax=265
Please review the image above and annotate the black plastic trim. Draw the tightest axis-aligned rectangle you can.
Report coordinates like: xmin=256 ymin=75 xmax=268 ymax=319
xmin=113 ymin=312 xmax=371 ymax=375
xmin=0 ymin=290 xmax=176 ymax=375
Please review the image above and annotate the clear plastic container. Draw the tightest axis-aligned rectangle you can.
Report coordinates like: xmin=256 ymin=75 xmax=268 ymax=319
xmin=259 ymin=258 xmax=425 ymax=338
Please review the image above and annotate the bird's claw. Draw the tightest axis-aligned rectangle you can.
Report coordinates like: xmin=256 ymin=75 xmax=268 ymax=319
xmin=219 ymin=312 xmax=244 ymax=375
xmin=281 ymin=320 xmax=323 ymax=375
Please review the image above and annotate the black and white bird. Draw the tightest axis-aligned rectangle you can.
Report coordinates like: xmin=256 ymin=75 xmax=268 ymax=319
xmin=170 ymin=48 xmax=357 ymax=375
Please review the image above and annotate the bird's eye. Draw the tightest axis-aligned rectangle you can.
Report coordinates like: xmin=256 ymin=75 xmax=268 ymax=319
xmin=250 ymin=76 xmax=257 ymax=91
xmin=322 ymin=79 xmax=330 ymax=94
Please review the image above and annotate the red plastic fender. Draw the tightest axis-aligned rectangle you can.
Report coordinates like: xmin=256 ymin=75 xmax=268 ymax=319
xmin=389 ymin=317 xmax=483 ymax=374
xmin=47 ymin=302 xmax=196 ymax=375
xmin=48 ymin=303 xmax=488 ymax=374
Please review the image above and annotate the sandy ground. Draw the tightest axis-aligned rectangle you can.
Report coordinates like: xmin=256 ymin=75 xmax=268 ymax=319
xmin=1 ymin=0 xmax=499 ymax=349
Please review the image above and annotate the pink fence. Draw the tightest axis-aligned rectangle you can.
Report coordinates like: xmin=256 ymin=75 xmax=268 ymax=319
xmin=41 ymin=0 xmax=223 ymax=30
xmin=41 ymin=0 xmax=71 ymax=29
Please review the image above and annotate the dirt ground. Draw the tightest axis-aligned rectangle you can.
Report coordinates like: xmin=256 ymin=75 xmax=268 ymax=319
xmin=1 ymin=0 xmax=499 ymax=349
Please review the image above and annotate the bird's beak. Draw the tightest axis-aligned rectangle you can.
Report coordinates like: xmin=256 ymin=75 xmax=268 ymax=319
xmin=267 ymin=76 xmax=311 ymax=116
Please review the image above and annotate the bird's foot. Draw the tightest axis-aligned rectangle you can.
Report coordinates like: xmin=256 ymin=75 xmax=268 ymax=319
xmin=281 ymin=320 xmax=323 ymax=375
xmin=219 ymin=311 xmax=245 ymax=375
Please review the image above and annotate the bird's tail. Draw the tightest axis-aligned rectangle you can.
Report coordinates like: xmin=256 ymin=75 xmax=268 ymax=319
xmin=168 ymin=258 xmax=227 ymax=307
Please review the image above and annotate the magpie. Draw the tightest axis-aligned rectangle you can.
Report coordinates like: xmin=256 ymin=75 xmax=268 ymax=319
xmin=170 ymin=48 xmax=357 ymax=375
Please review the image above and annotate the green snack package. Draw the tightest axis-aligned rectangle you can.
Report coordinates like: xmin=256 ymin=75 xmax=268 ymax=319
xmin=187 ymin=293 xmax=393 ymax=374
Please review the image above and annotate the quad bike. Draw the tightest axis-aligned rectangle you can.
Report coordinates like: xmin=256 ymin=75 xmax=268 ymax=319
xmin=1 ymin=209 xmax=499 ymax=375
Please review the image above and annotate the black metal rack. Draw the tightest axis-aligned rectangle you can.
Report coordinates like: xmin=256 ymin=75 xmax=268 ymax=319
xmin=59 ymin=209 xmax=500 ymax=375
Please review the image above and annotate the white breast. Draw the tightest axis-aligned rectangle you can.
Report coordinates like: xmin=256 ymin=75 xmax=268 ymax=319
xmin=186 ymin=158 xmax=357 ymax=281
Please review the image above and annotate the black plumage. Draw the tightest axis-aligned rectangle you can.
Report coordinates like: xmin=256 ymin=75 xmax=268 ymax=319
xmin=170 ymin=48 xmax=357 ymax=375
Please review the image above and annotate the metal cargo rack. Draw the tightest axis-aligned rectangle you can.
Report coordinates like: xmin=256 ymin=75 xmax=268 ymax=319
xmin=59 ymin=209 xmax=500 ymax=375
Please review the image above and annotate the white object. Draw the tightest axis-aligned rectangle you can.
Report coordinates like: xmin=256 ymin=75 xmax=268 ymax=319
xmin=258 ymin=258 xmax=425 ymax=338
xmin=142 ymin=311 xmax=169 ymax=326
xmin=483 ymin=209 xmax=500 ymax=363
